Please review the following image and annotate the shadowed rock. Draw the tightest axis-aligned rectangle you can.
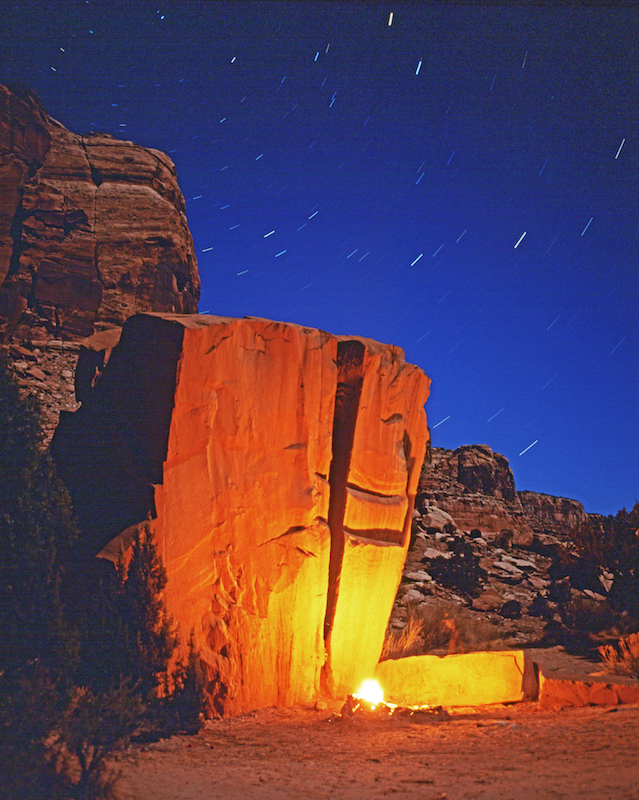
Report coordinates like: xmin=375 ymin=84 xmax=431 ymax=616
xmin=0 ymin=83 xmax=199 ymax=344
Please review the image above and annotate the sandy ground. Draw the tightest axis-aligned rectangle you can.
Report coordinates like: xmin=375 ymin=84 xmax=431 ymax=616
xmin=113 ymin=650 xmax=639 ymax=800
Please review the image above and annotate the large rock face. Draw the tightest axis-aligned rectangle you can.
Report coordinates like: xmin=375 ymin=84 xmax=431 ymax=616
xmin=419 ymin=445 xmax=534 ymax=546
xmin=518 ymin=491 xmax=589 ymax=538
xmin=51 ymin=313 xmax=430 ymax=716
xmin=0 ymin=83 xmax=199 ymax=344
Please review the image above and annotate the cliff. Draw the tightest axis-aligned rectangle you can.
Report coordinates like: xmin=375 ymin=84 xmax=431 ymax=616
xmin=418 ymin=445 xmax=535 ymax=546
xmin=0 ymin=83 xmax=200 ymax=439
xmin=51 ymin=313 xmax=431 ymax=716
xmin=391 ymin=444 xmax=611 ymax=645
xmin=518 ymin=490 xmax=590 ymax=538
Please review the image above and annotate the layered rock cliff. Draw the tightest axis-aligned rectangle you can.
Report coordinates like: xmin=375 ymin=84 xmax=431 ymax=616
xmin=0 ymin=83 xmax=200 ymax=438
xmin=51 ymin=313 xmax=430 ymax=716
xmin=390 ymin=444 xmax=611 ymax=647
xmin=0 ymin=83 xmax=199 ymax=342
xmin=418 ymin=445 xmax=535 ymax=546
xmin=518 ymin=490 xmax=590 ymax=539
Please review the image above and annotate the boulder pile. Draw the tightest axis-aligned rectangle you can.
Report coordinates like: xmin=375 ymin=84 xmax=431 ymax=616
xmin=389 ymin=445 xmax=614 ymax=648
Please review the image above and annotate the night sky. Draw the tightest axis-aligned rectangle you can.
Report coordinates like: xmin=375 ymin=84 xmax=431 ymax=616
xmin=3 ymin=2 xmax=638 ymax=516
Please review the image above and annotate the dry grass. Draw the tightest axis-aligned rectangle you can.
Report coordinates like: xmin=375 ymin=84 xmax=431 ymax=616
xmin=382 ymin=603 xmax=507 ymax=660
xmin=381 ymin=616 xmax=424 ymax=660
xmin=598 ymin=632 xmax=639 ymax=679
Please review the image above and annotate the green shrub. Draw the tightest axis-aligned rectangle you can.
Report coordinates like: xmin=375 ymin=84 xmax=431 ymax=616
xmin=426 ymin=536 xmax=487 ymax=597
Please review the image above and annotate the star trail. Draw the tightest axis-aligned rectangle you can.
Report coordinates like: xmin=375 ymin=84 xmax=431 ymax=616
xmin=3 ymin=1 xmax=637 ymax=515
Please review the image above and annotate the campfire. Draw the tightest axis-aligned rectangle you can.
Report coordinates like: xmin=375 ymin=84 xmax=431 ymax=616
xmin=330 ymin=679 xmax=450 ymax=723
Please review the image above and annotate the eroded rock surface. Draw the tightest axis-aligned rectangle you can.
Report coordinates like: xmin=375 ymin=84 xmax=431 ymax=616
xmin=419 ymin=445 xmax=534 ymax=546
xmin=52 ymin=313 xmax=430 ymax=716
xmin=518 ymin=490 xmax=590 ymax=539
xmin=389 ymin=444 xmax=614 ymax=651
xmin=0 ymin=83 xmax=199 ymax=343
xmin=0 ymin=83 xmax=200 ymax=439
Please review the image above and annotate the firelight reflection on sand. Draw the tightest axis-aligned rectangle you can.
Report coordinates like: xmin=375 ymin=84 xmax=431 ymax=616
xmin=354 ymin=679 xmax=384 ymax=707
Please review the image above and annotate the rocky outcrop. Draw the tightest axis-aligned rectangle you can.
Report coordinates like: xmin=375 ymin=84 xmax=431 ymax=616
xmin=538 ymin=672 xmax=639 ymax=710
xmin=0 ymin=83 xmax=200 ymax=438
xmin=388 ymin=444 xmax=615 ymax=650
xmin=51 ymin=313 xmax=430 ymax=716
xmin=418 ymin=445 xmax=534 ymax=546
xmin=1 ymin=82 xmax=199 ymax=342
xmin=421 ymin=444 xmax=518 ymax=501
xmin=1 ymin=339 xmax=81 ymax=439
xmin=518 ymin=491 xmax=589 ymax=538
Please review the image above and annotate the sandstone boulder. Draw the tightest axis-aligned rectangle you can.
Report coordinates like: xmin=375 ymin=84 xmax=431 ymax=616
xmin=538 ymin=672 xmax=639 ymax=710
xmin=52 ymin=313 xmax=430 ymax=717
xmin=375 ymin=650 xmax=538 ymax=707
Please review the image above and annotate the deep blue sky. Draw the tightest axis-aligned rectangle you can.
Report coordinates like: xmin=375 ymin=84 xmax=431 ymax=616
xmin=3 ymin=2 xmax=638 ymax=515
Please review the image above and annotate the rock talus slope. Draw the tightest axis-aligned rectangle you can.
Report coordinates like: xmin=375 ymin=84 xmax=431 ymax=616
xmin=52 ymin=313 xmax=430 ymax=717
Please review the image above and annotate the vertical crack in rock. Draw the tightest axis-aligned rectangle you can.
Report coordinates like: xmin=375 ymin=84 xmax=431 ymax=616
xmin=79 ymin=135 xmax=104 ymax=298
xmin=323 ymin=340 xmax=365 ymax=641
xmin=51 ymin=314 xmax=430 ymax=715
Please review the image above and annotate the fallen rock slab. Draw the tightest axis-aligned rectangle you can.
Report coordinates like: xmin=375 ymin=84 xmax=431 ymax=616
xmin=539 ymin=671 xmax=639 ymax=710
xmin=374 ymin=650 xmax=538 ymax=707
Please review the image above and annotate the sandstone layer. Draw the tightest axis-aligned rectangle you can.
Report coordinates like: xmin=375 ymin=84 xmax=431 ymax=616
xmin=389 ymin=444 xmax=614 ymax=648
xmin=518 ymin=490 xmax=590 ymax=539
xmin=0 ymin=83 xmax=199 ymax=344
xmin=52 ymin=313 xmax=430 ymax=717
xmin=538 ymin=671 xmax=639 ymax=710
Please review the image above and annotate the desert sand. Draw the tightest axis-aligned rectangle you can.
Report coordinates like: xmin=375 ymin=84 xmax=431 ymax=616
xmin=113 ymin=650 xmax=639 ymax=800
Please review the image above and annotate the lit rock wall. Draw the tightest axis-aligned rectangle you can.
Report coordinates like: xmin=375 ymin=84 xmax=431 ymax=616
xmin=52 ymin=313 xmax=430 ymax=717
xmin=375 ymin=650 xmax=538 ymax=707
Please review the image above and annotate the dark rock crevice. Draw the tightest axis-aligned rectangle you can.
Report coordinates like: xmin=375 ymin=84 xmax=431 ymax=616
xmin=323 ymin=340 xmax=365 ymax=641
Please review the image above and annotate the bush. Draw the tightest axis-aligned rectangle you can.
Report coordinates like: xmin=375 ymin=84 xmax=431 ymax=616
xmin=159 ymin=632 xmax=207 ymax=736
xmin=425 ymin=535 xmax=486 ymax=596
xmin=0 ymin=355 xmax=205 ymax=796
xmin=382 ymin=603 xmax=506 ymax=659
xmin=598 ymin=632 xmax=639 ymax=680
xmin=77 ymin=526 xmax=177 ymax=699
xmin=381 ymin=616 xmax=424 ymax=660
xmin=77 ymin=526 xmax=205 ymax=739
xmin=53 ymin=681 xmax=146 ymax=800
xmin=0 ymin=354 xmax=80 ymax=797
xmin=558 ymin=596 xmax=618 ymax=633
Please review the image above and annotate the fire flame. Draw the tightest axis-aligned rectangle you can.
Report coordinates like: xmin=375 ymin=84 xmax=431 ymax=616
xmin=354 ymin=679 xmax=384 ymax=707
